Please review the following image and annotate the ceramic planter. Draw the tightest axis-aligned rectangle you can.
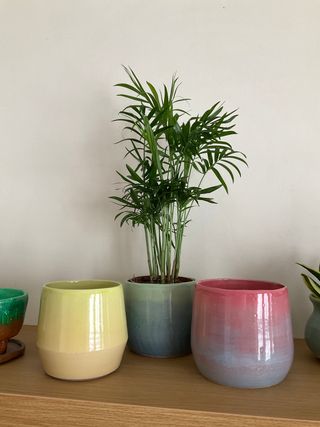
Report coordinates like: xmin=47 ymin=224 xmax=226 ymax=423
xmin=191 ymin=279 xmax=294 ymax=388
xmin=37 ymin=280 xmax=128 ymax=380
xmin=0 ymin=289 xmax=28 ymax=359
xmin=124 ymin=278 xmax=195 ymax=357
xmin=305 ymin=295 xmax=320 ymax=357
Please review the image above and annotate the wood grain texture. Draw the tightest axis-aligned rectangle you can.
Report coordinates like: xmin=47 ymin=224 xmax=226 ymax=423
xmin=0 ymin=326 xmax=320 ymax=426
xmin=0 ymin=394 xmax=319 ymax=427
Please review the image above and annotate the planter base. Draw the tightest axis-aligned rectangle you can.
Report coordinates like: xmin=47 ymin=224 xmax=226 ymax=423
xmin=38 ymin=343 xmax=126 ymax=381
xmin=129 ymin=348 xmax=191 ymax=359
xmin=0 ymin=339 xmax=25 ymax=364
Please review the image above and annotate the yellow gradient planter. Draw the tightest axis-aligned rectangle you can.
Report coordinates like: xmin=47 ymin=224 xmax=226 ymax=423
xmin=37 ymin=280 xmax=127 ymax=380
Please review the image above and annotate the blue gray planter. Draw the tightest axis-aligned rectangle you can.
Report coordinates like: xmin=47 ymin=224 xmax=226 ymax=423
xmin=305 ymin=295 xmax=320 ymax=357
xmin=124 ymin=278 xmax=195 ymax=358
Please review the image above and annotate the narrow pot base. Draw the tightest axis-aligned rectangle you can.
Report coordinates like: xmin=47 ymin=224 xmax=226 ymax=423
xmin=129 ymin=347 xmax=191 ymax=359
xmin=195 ymin=355 xmax=292 ymax=389
xmin=37 ymin=343 xmax=126 ymax=381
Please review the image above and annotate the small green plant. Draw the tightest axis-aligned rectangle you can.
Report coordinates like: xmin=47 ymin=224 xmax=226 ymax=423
xmin=298 ymin=262 xmax=320 ymax=298
xmin=111 ymin=67 xmax=247 ymax=283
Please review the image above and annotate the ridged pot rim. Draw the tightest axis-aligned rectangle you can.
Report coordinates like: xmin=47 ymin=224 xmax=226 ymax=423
xmin=0 ymin=288 xmax=28 ymax=303
xmin=197 ymin=278 xmax=287 ymax=294
xmin=43 ymin=280 xmax=122 ymax=293
xmin=127 ymin=277 xmax=196 ymax=288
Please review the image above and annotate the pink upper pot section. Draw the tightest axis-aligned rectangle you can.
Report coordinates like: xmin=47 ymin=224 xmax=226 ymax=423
xmin=197 ymin=278 xmax=286 ymax=292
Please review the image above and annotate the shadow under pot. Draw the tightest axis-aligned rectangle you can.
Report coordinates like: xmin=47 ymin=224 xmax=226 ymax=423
xmin=191 ymin=279 xmax=294 ymax=389
xmin=37 ymin=280 xmax=128 ymax=380
xmin=124 ymin=277 xmax=195 ymax=358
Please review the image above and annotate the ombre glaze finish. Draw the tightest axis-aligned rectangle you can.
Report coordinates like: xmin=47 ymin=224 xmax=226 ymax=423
xmin=191 ymin=279 xmax=294 ymax=388
xmin=124 ymin=279 xmax=195 ymax=357
xmin=37 ymin=281 xmax=128 ymax=380
xmin=0 ymin=289 xmax=28 ymax=354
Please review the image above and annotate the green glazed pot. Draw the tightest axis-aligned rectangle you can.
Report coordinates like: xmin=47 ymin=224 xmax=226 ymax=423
xmin=124 ymin=278 xmax=195 ymax=358
xmin=0 ymin=289 xmax=28 ymax=354
xmin=305 ymin=295 xmax=320 ymax=357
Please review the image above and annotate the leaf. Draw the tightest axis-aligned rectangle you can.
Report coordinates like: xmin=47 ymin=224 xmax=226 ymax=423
xmin=125 ymin=67 xmax=145 ymax=92
xmin=120 ymin=213 xmax=133 ymax=227
xmin=301 ymin=274 xmax=320 ymax=298
xmin=211 ymin=167 xmax=228 ymax=193
xmin=220 ymin=113 xmax=238 ymax=124
xmin=154 ymin=125 xmax=173 ymax=136
xmin=117 ymin=94 xmax=147 ymax=103
xmin=218 ymin=130 xmax=237 ymax=137
xmin=222 ymin=159 xmax=242 ymax=177
xmin=200 ymin=185 xmax=223 ymax=194
xmin=207 ymin=150 xmax=213 ymax=167
xmin=146 ymin=81 xmax=160 ymax=106
xmin=115 ymin=83 xmax=141 ymax=95
xmin=116 ymin=171 xmax=137 ymax=186
xmin=227 ymin=155 xmax=248 ymax=166
xmin=113 ymin=118 xmax=137 ymax=126
xmin=198 ymin=197 xmax=217 ymax=204
xmin=123 ymin=126 xmax=144 ymax=139
xmin=203 ymin=105 xmax=223 ymax=122
xmin=143 ymin=116 xmax=163 ymax=178
xmin=173 ymin=98 xmax=190 ymax=104
xmin=110 ymin=196 xmax=126 ymax=204
xmin=297 ymin=263 xmax=320 ymax=283
xmin=126 ymin=165 xmax=144 ymax=183
xmin=110 ymin=196 xmax=136 ymax=209
xmin=120 ymin=110 xmax=144 ymax=122
xmin=218 ymin=163 xmax=235 ymax=183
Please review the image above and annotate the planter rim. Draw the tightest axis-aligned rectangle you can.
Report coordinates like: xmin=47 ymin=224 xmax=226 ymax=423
xmin=127 ymin=277 xmax=195 ymax=287
xmin=0 ymin=288 xmax=28 ymax=302
xmin=197 ymin=278 xmax=287 ymax=293
xmin=43 ymin=280 xmax=122 ymax=292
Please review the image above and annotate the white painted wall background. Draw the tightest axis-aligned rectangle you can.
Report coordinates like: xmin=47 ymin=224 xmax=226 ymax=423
xmin=0 ymin=0 xmax=319 ymax=336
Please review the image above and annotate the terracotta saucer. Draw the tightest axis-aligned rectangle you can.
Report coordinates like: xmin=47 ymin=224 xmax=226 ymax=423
xmin=0 ymin=339 xmax=25 ymax=364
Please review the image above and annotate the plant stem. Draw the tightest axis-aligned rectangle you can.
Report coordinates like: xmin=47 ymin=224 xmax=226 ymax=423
xmin=144 ymin=226 xmax=152 ymax=278
xmin=166 ymin=203 xmax=173 ymax=282
xmin=160 ymin=208 xmax=166 ymax=283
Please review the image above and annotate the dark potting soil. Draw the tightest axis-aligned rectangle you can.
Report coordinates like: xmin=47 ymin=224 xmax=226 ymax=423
xmin=128 ymin=276 xmax=194 ymax=284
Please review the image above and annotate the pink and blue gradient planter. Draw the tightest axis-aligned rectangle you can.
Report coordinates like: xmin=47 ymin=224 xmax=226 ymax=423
xmin=191 ymin=279 xmax=294 ymax=389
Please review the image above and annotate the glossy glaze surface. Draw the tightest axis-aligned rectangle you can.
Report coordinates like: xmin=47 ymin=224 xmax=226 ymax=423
xmin=191 ymin=279 xmax=294 ymax=388
xmin=0 ymin=289 xmax=28 ymax=325
xmin=0 ymin=288 xmax=28 ymax=354
xmin=305 ymin=295 xmax=320 ymax=357
xmin=37 ymin=280 xmax=128 ymax=380
xmin=124 ymin=279 xmax=195 ymax=357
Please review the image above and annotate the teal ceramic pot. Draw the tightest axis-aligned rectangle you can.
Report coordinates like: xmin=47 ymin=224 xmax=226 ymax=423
xmin=305 ymin=295 xmax=320 ymax=357
xmin=0 ymin=289 xmax=28 ymax=354
xmin=124 ymin=278 xmax=195 ymax=357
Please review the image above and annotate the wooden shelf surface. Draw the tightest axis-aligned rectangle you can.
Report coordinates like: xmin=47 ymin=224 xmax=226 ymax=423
xmin=0 ymin=326 xmax=320 ymax=426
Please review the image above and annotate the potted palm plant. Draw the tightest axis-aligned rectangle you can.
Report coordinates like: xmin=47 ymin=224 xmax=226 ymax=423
xmin=111 ymin=67 xmax=247 ymax=357
xmin=298 ymin=262 xmax=320 ymax=357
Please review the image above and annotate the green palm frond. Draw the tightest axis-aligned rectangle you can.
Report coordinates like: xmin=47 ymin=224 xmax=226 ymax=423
xmin=298 ymin=263 xmax=320 ymax=298
xmin=111 ymin=67 xmax=247 ymax=282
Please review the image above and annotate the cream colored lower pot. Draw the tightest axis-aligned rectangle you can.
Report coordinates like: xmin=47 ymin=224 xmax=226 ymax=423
xmin=37 ymin=280 xmax=128 ymax=381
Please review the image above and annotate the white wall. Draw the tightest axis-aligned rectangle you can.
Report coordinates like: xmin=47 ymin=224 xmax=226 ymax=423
xmin=0 ymin=0 xmax=319 ymax=336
